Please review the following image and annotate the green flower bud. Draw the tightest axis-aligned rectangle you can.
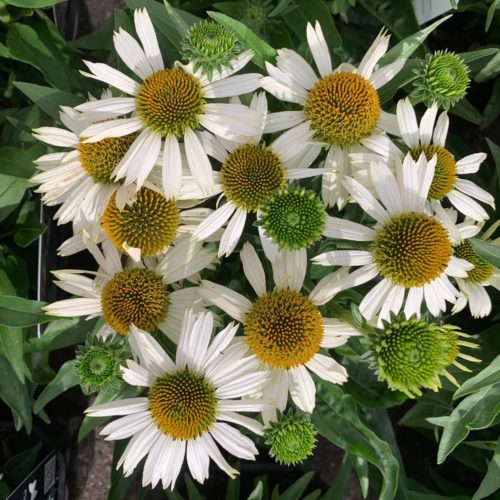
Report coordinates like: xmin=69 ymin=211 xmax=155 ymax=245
xmin=370 ymin=317 xmax=480 ymax=398
xmin=264 ymin=410 xmax=317 ymax=466
xmin=412 ymin=51 xmax=470 ymax=110
xmin=75 ymin=338 xmax=127 ymax=395
xmin=181 ymin=21 xmax=242 ymax=81
xmin=259 ymin=186 xmax=326 ymax=250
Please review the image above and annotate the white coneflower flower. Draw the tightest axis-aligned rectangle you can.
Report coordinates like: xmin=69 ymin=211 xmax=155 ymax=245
xmin=199 ymin=242 xmax=360 ymax=419
xmin=32 ymin=105 xmax=140 ymax=231
xmin=76 ymin=9 xmax=263 ymax=197
xmin=261 ymin=22 xmax=404 ymax=209
xmin=86 ymin=310 xmax=269 ymax=489
xmin=432 ymin=206 xmax=500 ymax=318
xmin=312 ymin=154 xmax=474 ymax=324
xmin=193 ymin=93 xmax=325 ymax=257
xmin=44 ymin=238 xmax=216 ymax=341
xmin=352 ymin=98 xmax=494 ymax=221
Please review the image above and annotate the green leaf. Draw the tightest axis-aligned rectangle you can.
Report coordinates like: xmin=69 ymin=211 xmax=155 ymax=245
xmin=0 ymin=175 xmax=30 ymax=223
xmin=0 ymin=294 xmax=52 ymax=327
xmin=34 ymin=360 xmax=79 ymax=414
xmin=28 ymin=317 xmax=88 ymax=352
xmin=184 ymin=474 xmax=203 ymax=500
xmin=450 ymin=98 xmax=483 ymax=125
xmin=13 ymin=82 xmax=84 ymax=120
xmin=6 ymin=23 xmax=71 ymax=91
xmin=380 ymin=15 xmax=452 ymax=65
xmin=437 ymin=384 xmax=500 ymax=464
xmin=0 ymin=325 xmax=26 ymax=383
xmin=459 ymin=48 xmax=499 ymax=65
xmin=485 ymin=0 xmax=500 ymax=32
xmin=164 ymin=0 xmax=192 ymax=39
xmin=379 ymin=59 xmax=419 ymax=104
xmin=247 ymin=481 xmax=264 ymax=500
xmin=312 ymin=381 xmax=399 ymax=500
xmin=6 ymin=0 xmax=64 ymax=6
xmin=469 ymin=238 xmax=500 ymax=269
xmin=486 ymin=138 xmax=500 ymax=191
xmin=0 ymin=147 xmax=36 ymax=178
xmin=0 ymin=352 xmax=32 ymax=432
xmin=321 ymin=454 xmax=352 ymax=500
xmin=357 ymin=0 xmax=420 ymax=41
xmin=454 ymin=355 xmax=500 ymax=399
xmin=0 ymin=443 xmax=41 ymax=489
xmin=472 ymin=437 xmax=500 ymax=500
xmin=294 ymin=0 xmax=342 ymax=53
xmin=279 ymin=472 xmax=314 ymax=500
xmin=207 ymin=11 xmax=276 ymax=68
xmin=475 ymin=50 xmax=500 ymax=82
xmin=108 ymin=440 xmax=140 ymax=500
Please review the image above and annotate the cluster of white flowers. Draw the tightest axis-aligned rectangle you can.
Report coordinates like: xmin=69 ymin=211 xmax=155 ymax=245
xmin=32 ymin=9 xmax=498 ymax=488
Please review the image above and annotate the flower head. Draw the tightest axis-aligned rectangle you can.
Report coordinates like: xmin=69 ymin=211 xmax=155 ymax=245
xmin=412 ymin=51 xmax=470 ymax=110
xmin=264 ymin=409 xmax=317 ymax=465
xmin=370 ymin=316 xmax=480 ymax=397
xmin=76 ymin=9 xmax=262 ymax=198
xmin=86 ymin=310 xmax=269 ymax=489
xmin=199 ymin=242 xmax=359 ymax=419
xmin=312 ymin=154 xmax=474 ymax=323
xmin=261 ymin=22 xmax=404 ymax=209
xmin=44 ymin=238 xmax=216 ymax=341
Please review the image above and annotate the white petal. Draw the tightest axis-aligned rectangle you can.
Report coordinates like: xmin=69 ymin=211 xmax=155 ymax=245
xmin=306 ymin=22 xmax=332 ymax=77
xmin=119 ymin=423 xmax=158 ymax=476
xmin=289 ymin=365 xmax=316 ymax=412
xmin=218 ymin=208 xmax=246 ymax=257
xmin=219 ymin=411 xmax=264 ymax=435
xmin=448 ymin=189 xmax=489 ymax=221
xmin=454 ymin=179 xmax=495 ymax=207
xmin=33 ymin=127 xmax=78 ymax=147
xmin=241 ymin=243 xmax=267 ymax=296
xmin=323 ymin=216 xmax=375 ymax=241
xmin=203 ymin=73 xmax=261 ymax=98
xmin=44 ymin=297 xmax=102 ymax=317
xmin=102 ymin=411 xmax=152 ymax=442
xmin=276 ymin=48 xmax=317 ymax=90
xmin=370 ymin=58 xmax=405 ymax=89
xmin=396 ymin=98 xmax=419 ymax=148
xmin=264 ymin=111 xmax=306 ymax=134
xmin=210 ymin=423 xmax=257 ymax=460
xmin=113 ymin=27 xmax=154 ymax=80
xmin=370 ymin=161 xmax=401 ymax=215
xmin=359 ymin=279 xmax=393 ymax=321
xmin=378 ymin=284 xmax=405 ymax=324
xmin=445 ymin=256 xmax=474 ymax=278
xmin=199 ymin=49 xmax=254 ymax=85
xmin=306 ymin=353 xmax=347 ymax=384
xmin=201 ymin=433 xmax=238 ymax=479
xmin=433 ymin=112 xmax=449 ymax=147
xmin=271 ymin=248 xmax=307 ymax=292
xmin=162 ymin=135 xmax=182 ymax=199
xmin=342 ymin=176 xmax=389 ymax=223
xmin=404 ymin=287 xmax=423 ymax=319
xmin=81 ymin=61 xmax=139 ymax=95
xmin=322 ymin=318 xmax=360 ymax=347
xmin=260 ymin=76 xmax=301 ymax=104
xmin=455 ymin=153 xmax=486 ymax=174
xmin=193 ymin=202 xmax=236 ymax=241
xmin=184 ymin=128 xmax=214 ymax=195
xmin=198 ymin=280 xmax=252 ymax=323
xmin=134 ymin=8 xmax=163 ymax=72
xmin=81 ymin=117 xmax=143 ymax=143
xmin=121 ymin=360 xmax=152 ymax=387
xmin=86 ymin=397 xmax=148 ymax=417
xmin=187 ymin=438 xmax=210 ymax=484
xmin=312 ymin=250 xmax=372 ymax=267
xmin=113 ymin=128 xmax=161 ymax=188
xmin=358 ymin=29 xmax=389 ymax=79
xmin=377 ymin=111 xmax=400 ymax=136
xmin=419 ymin=103 xmax=439 ymax=145
xmin=75 ymin=97 xmax=137 ymax=116
xmin=202 ymin=323 xmax=239 ymax=369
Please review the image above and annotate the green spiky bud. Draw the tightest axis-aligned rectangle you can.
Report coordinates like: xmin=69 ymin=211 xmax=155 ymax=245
xmin=259 ymin=186 xmax=326 ymax=250
xmin=236 ymin=0 xmax=277 ymax=35
xmin=181 ymin=21 xmax=242 ymax=81
xmin=412 ymin=51 xmax=470 ymax=110
xmin=370 ymin=317 xmax=480 ymax=398
xmin=75 ymin=338 xmax=127 ymax=395
xmin=264 ymin=410 xmax=317 ymax=465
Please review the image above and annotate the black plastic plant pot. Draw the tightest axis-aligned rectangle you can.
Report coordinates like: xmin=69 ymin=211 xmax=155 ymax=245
xmin=6 ymin=450 xmax=66 ymax=500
